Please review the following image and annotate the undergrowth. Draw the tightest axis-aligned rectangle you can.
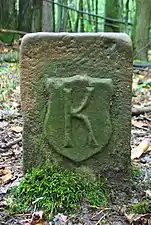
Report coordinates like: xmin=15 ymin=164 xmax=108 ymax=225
xmin=130 ymin=200 xmax=151 ymax=214
xmin=7 ymin=165 xmax=109 ymax=215
xmin=132 ymin=166 xmax=144 ymax=180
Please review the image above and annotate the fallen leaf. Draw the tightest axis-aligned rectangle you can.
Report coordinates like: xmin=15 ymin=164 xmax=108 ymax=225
xmin=12 ymin=101 xmax=20 ymax=108
xmin=130 ymin=213 xmax=151 ymax=225
xmin=30 ymin=211 xmax=46 ymax=225
xmin=145 ymin=190 xmax=151 ymax=197
xmin=0 ymin=121 xmax=8 ymax=129
xmin=10 ymin=125 xmax=23 ymax=133
xmin=0 ymin=172 xmax=13 ymax=184
xmin=3 ymin=48 xmax=9 ymax=53
xmin=0 ymin=168 xmax=8 ymax=176
xmin=131 ymin=139 xmax=150 ymax=160
xmin=124 ymin=213 xmax=135 ymax=224
xmin=12 ymin=66 xmax=17 ymax=71
xmin=148 ymin=145 xmax=151 ymax=152
xmin=12 ymin=149 xmax=21 ymax=157
xmin=132 ymin=120 xmax=148 ymax=128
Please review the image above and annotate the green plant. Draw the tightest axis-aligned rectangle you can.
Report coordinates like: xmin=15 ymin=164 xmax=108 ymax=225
xmin=132 ymin=166 xmax=143 ymax=179
xmin=133 ymin=59 xmax=149 ymax=64
xmin=137 ymin=82 xmax=151 ymax=91
xmin=0 ymin=63 xmax=20 ymax=104
xmin=8 ymin=165 xmax=109 ymax=215
xmin=131 ymin=200 xmax=150 ymax=214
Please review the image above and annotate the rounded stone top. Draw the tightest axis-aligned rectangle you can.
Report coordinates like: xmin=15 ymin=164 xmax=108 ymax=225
xmin=21 ymin=32 xmax=132 ymax=49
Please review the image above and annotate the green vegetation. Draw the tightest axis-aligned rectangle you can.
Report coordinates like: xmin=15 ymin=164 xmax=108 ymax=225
xmin=132 ymin=166 xmax=143 ymax=179
xmin=7 ymin=165 xmax=109 ymax=215
xmin=130 ymin=200 xmax=151 ymax=214
xmin=133 ymin=59 xmax=150 ymax=64
xmin=0 ymin=63 xmax=20 ymax=106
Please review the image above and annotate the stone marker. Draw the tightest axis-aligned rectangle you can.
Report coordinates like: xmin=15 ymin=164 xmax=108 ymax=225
xmin=20 ymin=32 xmax=132 ymax=184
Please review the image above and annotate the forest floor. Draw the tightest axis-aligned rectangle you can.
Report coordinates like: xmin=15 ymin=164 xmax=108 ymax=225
xmin=0 ymin=44 xmax=151 ymax=224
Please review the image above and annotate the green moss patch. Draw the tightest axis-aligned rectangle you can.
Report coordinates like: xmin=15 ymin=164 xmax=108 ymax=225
xmin=130 ymin=200 xmax=151 ymax=214
xmin=132 ymin=166 xmax=144 ymax=180
xmin=7 ymin=165 xmax=109 ymax=215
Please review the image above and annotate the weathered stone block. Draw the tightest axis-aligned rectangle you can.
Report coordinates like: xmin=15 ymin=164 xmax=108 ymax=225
xmin=20 ymin=33 xmax=132 ymax=184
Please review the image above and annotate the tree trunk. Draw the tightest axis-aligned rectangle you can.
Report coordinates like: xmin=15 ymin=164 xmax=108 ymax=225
xmin=104 ymin=0 xmax=122 ymax=32
xmin=79 ymin=0 xmax=84 ymax=32
xmin=31 ymin=0 xmax=42 ymax=32
xmin=134 ymin=0 xmax=151 ymax=61
xmin=18 ymin=0 xmax=33 ymax=32
xmin=57 ymin=0 xmax=63 ymax=31
xmin=42 ymin=0 xmax=53 ymax=32
xmin=95 ymin=0 xmax=98 ymax=32
xmin=0 ymin=0 xmax=17 ymax=29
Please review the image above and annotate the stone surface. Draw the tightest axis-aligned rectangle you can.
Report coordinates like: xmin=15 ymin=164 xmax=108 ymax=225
xmin=44 ymin=75 xmax=113 ymax=162
xmin=20 ymin=32 xmax=132 ymax=184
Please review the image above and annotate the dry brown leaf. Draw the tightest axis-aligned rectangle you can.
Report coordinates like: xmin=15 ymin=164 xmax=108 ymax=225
xmin=30 ymin=211 xmax=46 ymax=225
xmin=0 ymin=172 xmax=13 ymax=184
xmin=132 ymin=120 xmax=148 ymax=128
xmin=125 ymin=213 xmax=151 ymax=224
xmin=0 ymin=168 xmax=8 ymax=176
xmin=131 ymin=139 xmax=150 ymax=160
xmin=130 ymin=213 xmax=151 ymax=225
xmin=31 ymin=222 xmax=45 ymax=225
xmin=124 ymin=213 xmax=135 ymax=223
xmin=12 ymin=66 xmax=17 ymax=72
xmin=10 ymin=126 xmax=23 ymax=133
xmin=148 ymin=145 xmax=151 ymax=152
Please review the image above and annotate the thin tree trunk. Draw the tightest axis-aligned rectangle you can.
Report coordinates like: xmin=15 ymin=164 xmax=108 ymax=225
xmin=74 ymin=13 xmax=80 ymax=32
xmin=104 ymin=0 xmax=122 ymax=32
xmin=125 ymin=0 xmax=129 ymax=32
xmin=32 ymin=0 xmax=42 ymax=32
xmin=95 ymin=0 xmax=98 ymax=32
xmin=42 ymin=0 xmax=53 ymax=31
xmin=52 ymin=1 xmax=55 ymax=32
xmin=87 ymin=0 xmax=91 ymax=25
xmin=67 ymin=11 xmax=73 ymax=32
xmin=18 ymin=0 xmax=33 ymax=32
xmin=134 ymin=0 xmax=151 ymax=61
xmin=0 ymin=0 xmax=17 ymax=29
xmin=57 ymin=0 xmax=63 ymax=31
xmin=62 ymin=0 xmax=68 ymax=31
xmin=79 ymin=0 xmax=84 ymax=32
xmin=92 ymin=0 xmax=95 ymax=27
xmin=74 ymin=0 xmax=81 ymax=32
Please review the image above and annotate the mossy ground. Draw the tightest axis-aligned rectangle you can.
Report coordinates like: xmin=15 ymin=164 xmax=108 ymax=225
xmin=7 ymin=165 xmax=109 ymax=216
xmin=130 ymin=200 xmax=151 ymax=214
xmin=132 ymin=166 xmax=144 ymax=179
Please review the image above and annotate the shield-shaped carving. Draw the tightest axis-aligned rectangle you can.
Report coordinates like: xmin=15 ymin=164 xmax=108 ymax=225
xmin=44 ymin=75 xmax=113 ymax=162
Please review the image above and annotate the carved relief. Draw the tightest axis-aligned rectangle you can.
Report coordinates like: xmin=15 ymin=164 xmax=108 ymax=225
xmin=44 ymin=75 xmax=113 ymax=162
xmin=64 ymin=87 xmax=98 ymax=148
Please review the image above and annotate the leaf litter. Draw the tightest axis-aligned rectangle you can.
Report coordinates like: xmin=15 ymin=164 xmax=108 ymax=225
xmin=0 ymin=45 xmax=151 ymax=224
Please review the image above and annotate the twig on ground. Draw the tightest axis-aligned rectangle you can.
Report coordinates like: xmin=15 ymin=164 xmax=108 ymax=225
xmin=132 ymin=106 xmax=151 ymax=116
xmin=91 ymin=208 xmax=111 ymax=219
xmin=0 ymin=137 xmax=22 ymax=150
xmin=95 ymin=213 xmax=108 ymax=225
